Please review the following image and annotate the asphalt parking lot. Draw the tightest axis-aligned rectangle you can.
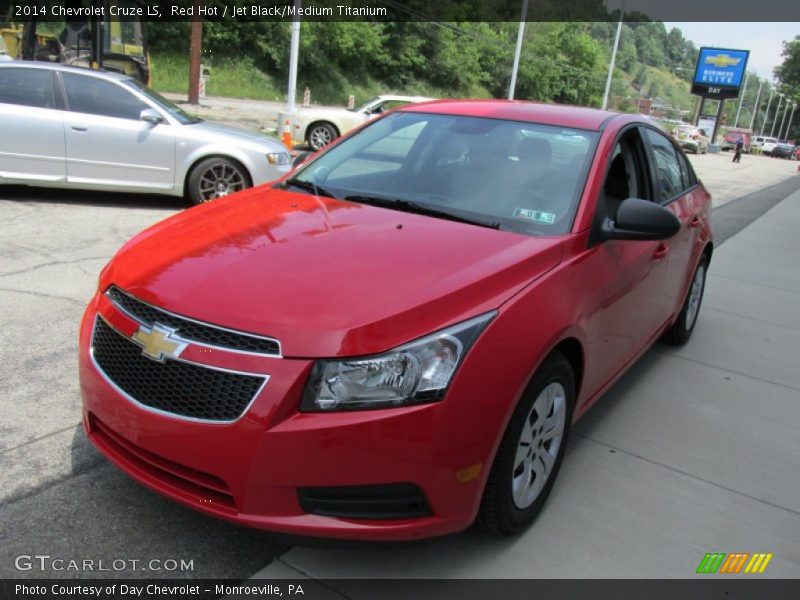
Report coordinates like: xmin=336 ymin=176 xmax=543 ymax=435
xmin=1 ymin=152 xmax=799 ymax=581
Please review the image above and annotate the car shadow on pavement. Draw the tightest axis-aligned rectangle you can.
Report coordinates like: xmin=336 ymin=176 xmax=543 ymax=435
xmin=0 ymin=424 xmax=292 ymax=579
xmin=0 ymin=186 xmax=187 ymax=211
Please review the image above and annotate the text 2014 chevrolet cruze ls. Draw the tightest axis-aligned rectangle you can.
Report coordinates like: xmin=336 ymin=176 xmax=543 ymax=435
xmin=80 ymin=101 xmax=712 ymax=540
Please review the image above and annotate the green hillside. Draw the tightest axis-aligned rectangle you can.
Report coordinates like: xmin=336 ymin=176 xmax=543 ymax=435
xmin=148 ymin=19 xmax=777 ymax=133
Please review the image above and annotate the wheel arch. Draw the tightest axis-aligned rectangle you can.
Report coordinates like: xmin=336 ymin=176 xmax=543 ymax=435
xmin=183 ymin=153 xmax=253 ymax=199
xmin=305 ymin=120 xmax=340 ymax=141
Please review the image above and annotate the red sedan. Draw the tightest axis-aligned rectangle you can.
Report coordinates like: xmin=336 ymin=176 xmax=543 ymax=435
xmin=80 ymin=101 xmax=712 ymax=540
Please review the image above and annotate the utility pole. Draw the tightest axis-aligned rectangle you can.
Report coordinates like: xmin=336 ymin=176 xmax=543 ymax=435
xmin=188 ymin=0 xmax=203 ymax=105
xmin=733 ymin=72 xmax=749 ymax=128
xmin=602 ymin=2 xmax=625 ymax=110
xmin=508 ymin=0 xmax=529 ymax=100
xmin=286 ymin=0 xmax=301 ymax=112
xmin=770 ymin=94 xmax=785 ymax=137
xmin=748 ymin=80 xmax=763 ymax=131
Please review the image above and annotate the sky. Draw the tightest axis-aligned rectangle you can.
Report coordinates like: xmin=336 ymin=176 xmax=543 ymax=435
xmin=665 ymin=22 xmax=799 ymax=80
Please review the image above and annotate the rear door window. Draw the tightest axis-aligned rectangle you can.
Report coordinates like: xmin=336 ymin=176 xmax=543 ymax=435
xmin=0 ymin=68 xmax=56 ymax=109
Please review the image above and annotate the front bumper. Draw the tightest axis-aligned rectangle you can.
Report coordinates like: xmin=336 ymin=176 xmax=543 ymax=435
xmin=79 ymin=292 xmax=497 ymax=540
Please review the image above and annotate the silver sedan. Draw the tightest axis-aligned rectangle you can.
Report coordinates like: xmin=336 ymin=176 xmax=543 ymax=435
xmin=0 ymin=63 xmax=291 ymax=204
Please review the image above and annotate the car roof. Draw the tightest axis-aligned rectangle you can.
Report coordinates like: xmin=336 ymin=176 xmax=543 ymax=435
xmin=0 ymin=61 xmax=132 ymax=82
xmin=400 ymin=99 xmax=621 ymax=131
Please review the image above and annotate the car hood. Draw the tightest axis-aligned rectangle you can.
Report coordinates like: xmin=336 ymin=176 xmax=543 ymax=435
xmin=184 ymin=119 xmax=285 ymax=150
xmin=103 ymin=187 xmax=564 ymax=357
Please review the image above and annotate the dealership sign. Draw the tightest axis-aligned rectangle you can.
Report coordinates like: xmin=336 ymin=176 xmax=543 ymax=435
xmin=691 ymin=47 xmax=749 ymax=100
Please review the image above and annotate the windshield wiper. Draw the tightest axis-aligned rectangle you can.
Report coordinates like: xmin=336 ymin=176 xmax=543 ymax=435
xmin=345 ymin=195 xmax=500 ymax=230
xmin=284 ymin=178 xmax=337 ymax=199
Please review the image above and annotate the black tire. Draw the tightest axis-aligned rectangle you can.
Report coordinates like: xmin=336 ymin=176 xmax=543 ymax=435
xmin=187 ymin=157 xmax=251 ymax=205
xmin=662 ymin=255 xmax=709 ymax=345
xmin=477 ymin=351 xmax=575 ymax=535
xmin=307 ymin=122 xmax=338 ymax=151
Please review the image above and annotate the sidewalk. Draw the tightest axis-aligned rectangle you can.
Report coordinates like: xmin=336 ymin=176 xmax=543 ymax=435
xmin=250 ymin=189 xmax=800 ymax=584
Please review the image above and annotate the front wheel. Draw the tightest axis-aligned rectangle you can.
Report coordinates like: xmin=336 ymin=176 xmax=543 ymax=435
xmin=662 ymin=255 xmax=708 ymax=345
xmin=477 ymin=352 xmax=574 ymax=535
xmin=187 ymin=157 xmax=251 ymax=205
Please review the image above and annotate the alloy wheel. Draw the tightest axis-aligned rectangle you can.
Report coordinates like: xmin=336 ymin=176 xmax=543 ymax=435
xmin=197 ymin=162 xmax=246 ymax=201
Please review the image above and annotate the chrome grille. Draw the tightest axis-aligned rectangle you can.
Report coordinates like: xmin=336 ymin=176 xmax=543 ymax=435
xmin=105 ymin=286 xmax=280 ymax=356
xmin=91 ymin=318 xmax=266 ymax=422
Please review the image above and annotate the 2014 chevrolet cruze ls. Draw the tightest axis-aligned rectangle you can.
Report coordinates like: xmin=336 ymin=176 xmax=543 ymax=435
xmin=80 ymin=101 xmax=712 ymax=540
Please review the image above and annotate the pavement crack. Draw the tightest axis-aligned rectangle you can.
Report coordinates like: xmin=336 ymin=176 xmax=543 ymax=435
xmin=0 ymin=255 xmax=108 ymax=280
xmin=572 ymin=432 xmax=800 ymax=517
xmin=275 ymin=557 xmax=351 ymax=599
xmin=702 ymin=305 xmax=800 ymax=332
xmin=1 ymin=424 xmax=81 ymax=455
xmin=708 ymin=272 xmax=800 ymax=295
xmin=654 ymin=349 xmax=800 ymax=392
xmin=0 ymin=287 xmax=84 ymax=306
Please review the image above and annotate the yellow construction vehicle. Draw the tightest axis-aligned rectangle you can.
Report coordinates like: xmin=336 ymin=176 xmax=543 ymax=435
xmin=1 ymin=0 xmax=150 ymax=84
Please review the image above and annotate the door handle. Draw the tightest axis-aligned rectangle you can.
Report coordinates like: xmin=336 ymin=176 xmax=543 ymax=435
xmin=689 ymin=215 xmax=702 ymax=228
xmin=653 ymin=244 xmax=669 ymax=259
xmin=70 ymin=124 xmax=88 ymax=132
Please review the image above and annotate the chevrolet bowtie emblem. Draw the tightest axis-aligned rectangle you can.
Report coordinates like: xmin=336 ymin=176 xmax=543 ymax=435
xmin=704 ymin=54 xmax=741 ymax=68
xmin=131 ymin=324 xmax=187 ymax=362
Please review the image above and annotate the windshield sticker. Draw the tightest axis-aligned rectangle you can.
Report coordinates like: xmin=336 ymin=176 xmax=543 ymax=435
xmin=514 ymin=208 xmax=556 ymax=225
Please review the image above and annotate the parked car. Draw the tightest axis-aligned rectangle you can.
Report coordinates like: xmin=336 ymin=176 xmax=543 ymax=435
xmin=672 ymin=125 xmax=709 ymax=154
xmin=720 ymin=129 xmax=751 ymax=153
xmin=0 ymin=63 xmax=291 ymax=204
xmin=80 ymin=101 xmax=712 ymax=540
xmin=771 ymin=141 xmax=796 ymax=159
xmin=761 ymin=137 xmax=780 ymax=155
xmin=294 ymin=94 xmax=434 ymax=151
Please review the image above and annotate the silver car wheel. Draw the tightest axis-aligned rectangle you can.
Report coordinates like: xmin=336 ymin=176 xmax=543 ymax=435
xmin=309 ymin=125 xmax=334 ymax=150
xmin=197 ymin=162 xmax=246 ymax=201
xmin=685 ymin=263 xmax=705 ymax=331
xmin=512 ymin=382 xmax=566 ymax=510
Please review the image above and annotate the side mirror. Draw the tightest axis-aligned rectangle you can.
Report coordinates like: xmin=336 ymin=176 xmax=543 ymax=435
xmin=292 ymin=151 xmax=312 ymax=169
xmin=140 ymin=108 xmax=164 ymax=125
xmin=601 ymin=197 xmax=680 ymax=241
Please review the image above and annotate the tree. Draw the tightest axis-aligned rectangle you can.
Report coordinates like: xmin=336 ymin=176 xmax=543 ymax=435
xmin=774 ymin=36 xmax=800 ymax=139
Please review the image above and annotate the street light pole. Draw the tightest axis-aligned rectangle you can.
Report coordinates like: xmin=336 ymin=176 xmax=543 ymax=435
xmin=777 ymin=99 xmax=790 ymax=139
xmin=770 ymin=94 xmax=784 ymax=137
xmin=286 ymin=0 xmax=301 ymax=113
xmin=508 ymin=0 xmax=529 ymax=100
xmin=602 ymin=2 xmax=625 ymax=110
xmin=733 ymin=72 xmax=749 ymax=128
xmin=760 ymin=87 xmax=774 ymax=136
xmin=784 ymin=103 xmax=797 ymax=140
xmin=749 ymin=80 xmax=763 ymax=132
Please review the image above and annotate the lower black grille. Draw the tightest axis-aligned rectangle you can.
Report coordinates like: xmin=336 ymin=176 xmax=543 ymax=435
xmin=298 ymin=483 xmax=432 ymax=520
xmin=92 ymin=318 xmax=265 ymax=421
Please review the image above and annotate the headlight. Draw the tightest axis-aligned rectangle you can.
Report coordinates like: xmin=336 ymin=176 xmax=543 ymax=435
xmin=267 ymin=152 xmax=290 ymax=165
xmin=300 ymin=312 xmax=496 ymax=412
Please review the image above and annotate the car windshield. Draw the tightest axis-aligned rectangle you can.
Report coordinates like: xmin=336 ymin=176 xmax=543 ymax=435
xmin=122 ymin=79 xmax=199 ymax=124
xmin=350 ymin=96 xmax=380 ymax=113
xmin=287 ymin=111 xmax=598 ymax=236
